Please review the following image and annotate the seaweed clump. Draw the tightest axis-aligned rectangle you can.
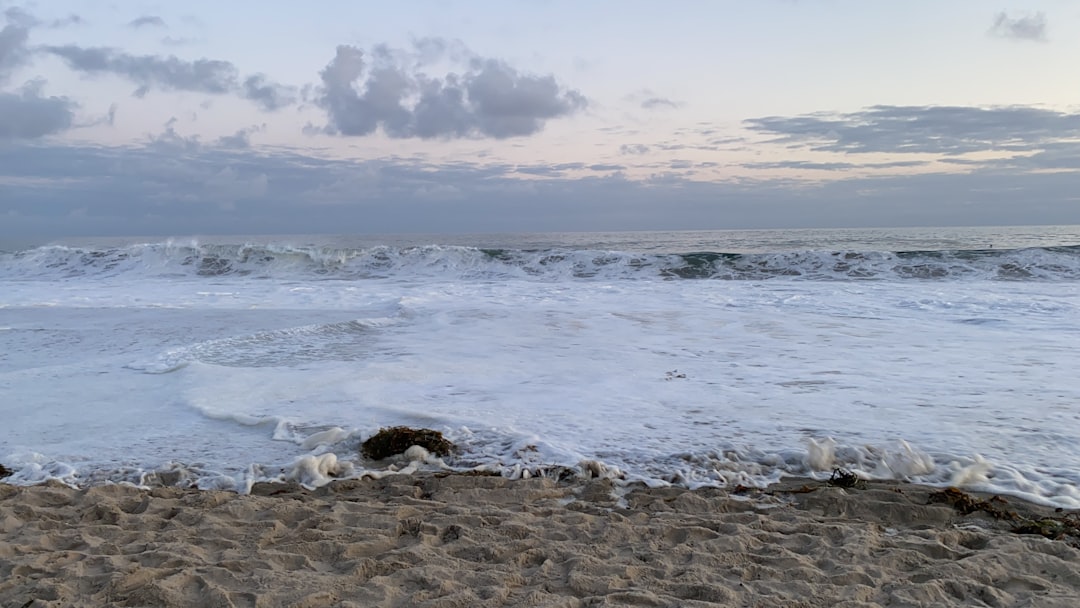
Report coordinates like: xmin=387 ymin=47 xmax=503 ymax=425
xmin=928 ymin=487 xmax=1012 ymax=517
xmin=361 ymin=427 xmax=455 ymax=460
xmin=1013 ymin=515 xmax=1080 ymax=542
xmin=827 ymin=468 xmax=865 ymax=489
xmin=0 ymin=464 xmax=11 ymax=479
xmin=929 ymin=487 xmax=1080 ymax=546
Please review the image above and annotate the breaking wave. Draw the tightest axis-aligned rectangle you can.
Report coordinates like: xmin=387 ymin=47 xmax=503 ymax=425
xmin=3 ymin=241 xmax=1079 ymax=282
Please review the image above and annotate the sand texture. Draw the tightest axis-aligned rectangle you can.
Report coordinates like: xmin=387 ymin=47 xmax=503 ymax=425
xmin=2 ymin=474 xmax=1079 ymax=607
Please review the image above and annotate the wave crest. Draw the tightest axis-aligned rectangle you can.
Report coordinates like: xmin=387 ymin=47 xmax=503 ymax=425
xmin=2 ymin=241 xmax=1078 ymax=281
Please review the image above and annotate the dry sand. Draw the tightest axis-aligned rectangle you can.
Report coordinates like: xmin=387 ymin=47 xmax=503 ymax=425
xmin=2 ymin=473 xmax=1079 ymax=607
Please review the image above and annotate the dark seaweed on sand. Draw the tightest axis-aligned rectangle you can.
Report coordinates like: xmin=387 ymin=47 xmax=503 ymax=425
xmin=928 ymin=487 xmax=1011 ymax=516
xmin=0 ymin=464 xmax=11 ymax=479
xmin=929 ymin=487 xmax=1080 ymax=546
xmin=827 ymin=468 xmax=864 ymax=489
xmin=361 ymin=427 xmax=455 ymax=460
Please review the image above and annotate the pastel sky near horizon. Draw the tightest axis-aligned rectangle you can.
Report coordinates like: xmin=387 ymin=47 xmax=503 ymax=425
xmin=1 ymin=0 xmax=1079 ymax=236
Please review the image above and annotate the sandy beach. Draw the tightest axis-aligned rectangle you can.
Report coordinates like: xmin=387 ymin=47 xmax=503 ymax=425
xmin=2 ymin=472 xmax=1079 ymax=607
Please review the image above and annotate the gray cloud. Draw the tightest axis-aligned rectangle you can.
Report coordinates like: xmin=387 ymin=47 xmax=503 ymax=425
xmin=0 ymin=82 xmax=75 ymax=138
xmin=47 ymin=14 xmax=84 ymax=28
xmin=316 ymin=42 xmax=586 ymax=139
xmin=745 ymin=105 xmax=1080 ymax=155
xmin=147 ymin=117 xmax=200 ymax=152
xmin=747 ymin=160 xmax=930 ymax=171
xmin=620 ymin=144 xmax=650 ymax=155
xmin=9 ymin=8 xmax=85 ymax=30
xmin=625 ymin=89 xmax=681 ymax=111
xmin=990 ymin=11 xmax=1047 ymax=41
xmin=2 ymin=6 xmax=35 ymax=27
xmin=45 ymin=45 xmax=236 ymax=95
xmin=512 ymin=162 xmax=622 ymax=176
xmin=938 ymin=141 xmax=1080 ymax=173
xmin=43 ymin=44 xmax=296 ymax=110
xmin=513 ymin=165 xmax=559 ymax=176
xmin=242 ymin=74 xmax=296 ymax=111
xmin=317 ymin=45 xmax=408 ymax=136
xmin=465 ymin=58 xmax=586 ymax=137
xmin=552 ymin=162 xmax=586 ymax=171
xmin=641 ymin=97 xmax=680 ymax=110
xmin=0 ymin=18 xmax=30 ymax=82
xmin=0 ymin=8 xmax=77 ymax=139
xmin=217 ymin=130 xmax=250 ymax=149
xmin=217 ymin=125 xmax=263 ymax=149
xmin=128 ymin=16 xmax=167 ymax=29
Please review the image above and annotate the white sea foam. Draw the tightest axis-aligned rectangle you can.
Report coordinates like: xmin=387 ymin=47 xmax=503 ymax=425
xmin=2 ymin=228 xmax=1080 ymax=505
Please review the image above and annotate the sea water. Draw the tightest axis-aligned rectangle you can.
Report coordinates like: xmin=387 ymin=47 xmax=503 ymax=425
xmin=2 ymin=226 xmax=1079 ymax=506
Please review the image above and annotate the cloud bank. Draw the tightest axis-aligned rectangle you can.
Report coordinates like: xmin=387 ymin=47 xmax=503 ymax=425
xmin=3 ymin=133 xmax=1078 ymax=237
xmin=744 ymin=105 xmax=1080 ymax=155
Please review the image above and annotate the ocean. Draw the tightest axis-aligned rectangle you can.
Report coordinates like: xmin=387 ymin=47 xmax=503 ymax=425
xmin=2 ymin=225 xmax=1079 ymax=506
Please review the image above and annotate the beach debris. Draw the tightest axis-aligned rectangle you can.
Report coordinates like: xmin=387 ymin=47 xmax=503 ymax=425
xmin=0 ymin=464 xmax=11 ymax=479
xmin=928 ymin=487 xmax=1015 ymax=518
xmin=665 ymin=370 xmax=687 ymax=380
xmin=928 ymin=487 xmax=1080 ymax=546
xmin=361 ymin=427 xmax=455 ymax=460
xmin=827 ymin=468 xmax=864 ymax=489
xmin=1012 ymin=515 xmax=1080 ymax=542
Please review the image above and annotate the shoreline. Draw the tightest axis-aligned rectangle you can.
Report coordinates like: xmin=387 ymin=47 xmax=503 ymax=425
xmin=3 ymin=473 xmax=1079 ymax=607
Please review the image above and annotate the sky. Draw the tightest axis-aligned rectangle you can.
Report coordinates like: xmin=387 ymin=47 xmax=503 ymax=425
xmin=1 ymin=0 xmax=1079 ymax=237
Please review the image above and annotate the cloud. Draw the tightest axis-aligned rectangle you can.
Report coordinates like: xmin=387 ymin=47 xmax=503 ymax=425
xmin=47 ymin=14 xmax=85 ymax=28
xmin=128 ymin=16 xmax=167 ymax=29
xmin=0 ymin=7 xmax=77 ymax=139
xmin=990 ymin=11 xmax=1047 ymax=41
xmin=217 ymin=125 xmax=263 ymax=149
xmin=641 ymin=97 xmax=680 ymax=110
xmin=145 ymin=117 xmax=202 ymax=153
xmin=2 ymin=6 xmax=36 ymax=27
xmin=0 ymin=16 xmax=30 ymax=82
xmin=43 ymin=44 xmax=296 ymax=110
xmin=45 ymin=45 xmax=236 ymax=94
xmin=744 ymin=105 xmax=1080 ymax=155
xmin=242 ymin=74 xmax=296 ymax=111
xmin=315 ymin=41 xmax=587 ymax=139
xmin=625 ymin=89 xmax=681 ymax=111
xmin=939 ymin=141 xmax=1080 ymax=173
xmin=620 ymin=144 xmax=650 ymax=155
xmin=465 ymin=58 xmax=587 ymax=137
xmin=746 ymin=160 xmax=930 ymax=171
xmin=0 ymin=82 xmax=75 ymax=138
xmin=514 ymin=165 xmax=560 ymax=176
